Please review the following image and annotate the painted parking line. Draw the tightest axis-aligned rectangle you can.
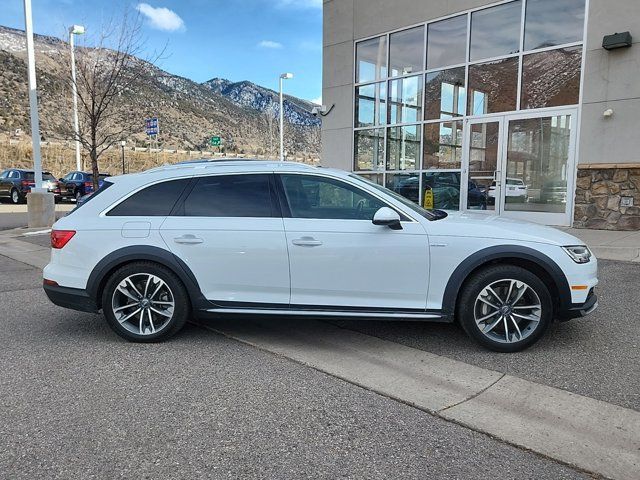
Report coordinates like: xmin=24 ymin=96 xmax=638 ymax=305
xmin=202 ymin=318 xmax=640 ymax=480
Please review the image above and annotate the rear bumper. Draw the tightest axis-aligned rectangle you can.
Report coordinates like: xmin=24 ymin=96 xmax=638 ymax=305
xmin=558 ymin=289 xmax=598 ymax=321
xmin=43 ymin=282 xmax=99 ymax=313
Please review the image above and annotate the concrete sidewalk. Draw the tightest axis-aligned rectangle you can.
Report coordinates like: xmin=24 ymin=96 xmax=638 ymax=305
xmin=559 ymin=227 xmax=640 ymax=262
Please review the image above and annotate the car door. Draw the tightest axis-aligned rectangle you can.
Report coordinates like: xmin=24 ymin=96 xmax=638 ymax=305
xmin=277 ymin=173 xmax=430 ymax=311
xmin=160 ymin=173 xmax=290 ymax=306
xmin=0 ymin=171 xmax=9 ymax=196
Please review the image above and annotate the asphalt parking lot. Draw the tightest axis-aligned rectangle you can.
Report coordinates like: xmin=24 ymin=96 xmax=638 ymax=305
xmin=0 ymin=255 xmax=589 ymax=479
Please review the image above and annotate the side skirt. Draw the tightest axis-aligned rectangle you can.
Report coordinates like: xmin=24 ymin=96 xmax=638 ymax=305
xmin=199 ymin=307 xmax=450 ymax=322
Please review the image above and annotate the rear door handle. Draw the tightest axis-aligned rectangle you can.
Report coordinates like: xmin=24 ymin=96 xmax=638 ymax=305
xmin=174 ymin=234 xmax=204 ymax=245
xmin=292 ymin=236 xmax=323 ymax=247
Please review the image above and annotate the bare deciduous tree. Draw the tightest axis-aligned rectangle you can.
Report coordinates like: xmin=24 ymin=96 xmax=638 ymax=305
xmin=64 ymin=11 xmax=163 ymax=189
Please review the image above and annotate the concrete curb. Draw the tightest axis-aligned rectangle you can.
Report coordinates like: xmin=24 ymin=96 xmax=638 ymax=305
xmin=204 ymin=318 xmax=640 ymax=480
xmin=0 ymin=234 xmax=50 ymax=270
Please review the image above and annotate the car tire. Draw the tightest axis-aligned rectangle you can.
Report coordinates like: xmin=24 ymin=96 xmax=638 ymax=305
xmin=457 ymin=264 xmax=553 ymax=352
xmin=74 ymin=190 xmax=82 ymax=202
xmin=102 ymin=261 xmax=190 ymax=343
xmin=10 ymin=188 xmax=22 ymax=205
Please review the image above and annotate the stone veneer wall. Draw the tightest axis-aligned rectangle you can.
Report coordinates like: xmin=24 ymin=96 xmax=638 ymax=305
xmin=573 ymin=164 xmax=640 ymax=230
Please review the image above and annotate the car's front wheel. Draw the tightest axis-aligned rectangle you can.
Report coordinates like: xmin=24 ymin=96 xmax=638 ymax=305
xmin=102 ymin=262 xmax=190 ymax=342
xmin=457 ymin=265 xmax=553 ymax=352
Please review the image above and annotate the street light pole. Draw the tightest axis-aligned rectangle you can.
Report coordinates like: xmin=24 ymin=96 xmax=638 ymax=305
xmin=23 ymin=0 xmax=55 ymax=227
xmin=120 ymin=141 xmax=126 ymax=175
xmin=68 ymin=25 xmax=85 ymax=172
xmin=23 ymin=0 xmax=43 ymax=191
xmin=279 ymin=73 xmax=293 ymax=162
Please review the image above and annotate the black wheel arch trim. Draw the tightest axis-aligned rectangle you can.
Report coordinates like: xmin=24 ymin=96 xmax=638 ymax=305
xmin=442 ymin=245 xmax=572 ymax=318
xmin=86 ymin=245 xmax=209 ymax=310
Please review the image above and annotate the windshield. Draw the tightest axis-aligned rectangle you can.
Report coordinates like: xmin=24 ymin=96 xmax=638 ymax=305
xmin=348 ymin=174 xmax=440 ymax=221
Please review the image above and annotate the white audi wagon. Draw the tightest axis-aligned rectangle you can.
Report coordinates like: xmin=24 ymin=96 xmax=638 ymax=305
xmin=43 ymin=160 xmax=598 ymax=352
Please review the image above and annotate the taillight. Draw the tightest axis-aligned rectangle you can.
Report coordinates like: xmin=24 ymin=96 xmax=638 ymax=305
xmin=84 ymin=181 xmax=92 ymax=188
xmin=21 ymin=180 xmax=30 ymax=186
xmin=51 ymin=230 xmax=76 ymax=249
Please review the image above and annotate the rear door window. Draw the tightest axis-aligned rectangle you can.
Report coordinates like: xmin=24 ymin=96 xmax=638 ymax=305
xmin=107 ymin=179 xmax=191 ymax=216
xmin=180 ymin=174 xmax=276 ymax=217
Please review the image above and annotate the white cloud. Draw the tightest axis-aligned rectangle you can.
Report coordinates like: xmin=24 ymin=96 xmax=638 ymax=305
xmin=311 ymin=96 xmax=322 ymax=105
xmin=258 ymin=40 xmax=283 ymax=49
xmin=137 ymin=3 xmax=185 ymax=32
xmin=276 ymin=0 xmax=322 ymax=10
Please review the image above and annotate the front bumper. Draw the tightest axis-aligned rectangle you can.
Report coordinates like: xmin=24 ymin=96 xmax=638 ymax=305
xmin=558 ymin=288 xmax=598 ymax=321
xmin=43 ymin=282 xmax=99 ymax=313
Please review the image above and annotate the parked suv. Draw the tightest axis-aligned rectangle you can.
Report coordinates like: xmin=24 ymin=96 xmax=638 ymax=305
xmin=0 ymin=169 xmax=61 ymax=204
xmin=59 ymin=171 xmax=111 ymax=202
xmin=43 ymin=161 xmax=598 ymax=352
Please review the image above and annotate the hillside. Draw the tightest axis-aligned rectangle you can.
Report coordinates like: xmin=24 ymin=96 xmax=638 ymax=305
xmin=0 ymin=25 xmax=321 ymax=158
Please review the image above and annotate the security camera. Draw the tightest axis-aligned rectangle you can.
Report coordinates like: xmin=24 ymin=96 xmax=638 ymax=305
xmin=311 ymin=105 xmax=327 ymax=117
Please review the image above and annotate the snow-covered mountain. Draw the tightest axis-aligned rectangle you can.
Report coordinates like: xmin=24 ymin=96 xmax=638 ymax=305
xmin=0 ymin=25 xmax=320 ymax=155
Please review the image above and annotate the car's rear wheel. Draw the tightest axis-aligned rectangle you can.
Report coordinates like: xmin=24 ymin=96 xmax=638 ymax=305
xmin=10 ymin=188 xmax=22 ymax=204
xmin=102 ymin=262 xmax=190 ymax=342
xmin=457 ymin=265 xmax=553 ymax=352
xmin=74 ymin=189 xmax=82 ymax=202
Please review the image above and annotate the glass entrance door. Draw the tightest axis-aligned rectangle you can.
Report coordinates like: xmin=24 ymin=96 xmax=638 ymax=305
xmin=462 ymin=109 xmax=577 ymax=226
xmin=464 ymin=119 xmax=503 ymax=212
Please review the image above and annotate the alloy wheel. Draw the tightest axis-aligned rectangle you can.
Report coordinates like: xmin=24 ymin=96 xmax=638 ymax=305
xmin=473 ymin=279 xmax=542 ymax=344
xmin=111 ymin=273 xmax=175 ymax=335
xmin=11 ymin=189 xmax=19 ymax=204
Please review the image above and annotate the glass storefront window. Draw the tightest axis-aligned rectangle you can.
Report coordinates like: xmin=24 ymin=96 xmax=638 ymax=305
xmin=470 ymin=1 xmax=522 ymax=61
xmin=356 ymin=36 xmax=388 ymax=83
xmin=521 ymin=47 xmax=582 ymax=109
xmin=468 ymin=57 xmax=519 ymax=115
xmin=355 ymin=82 xmax=386 ymax=127
xmin=525 ymin=0 xmax=585 ymax=51
xmin=354 ymin=129 xmax=385 ymax=171
xmin=388 ymin=75 xmax=422 ymax=124
xmin=386 ymin=172 xmax=420 ymax=204
xmin=427 ymin=15 xmax=467 ymax=70
xmin=504 ymin=115 xmax=571 ymax=213
xmin=423 ymin=121 xmax=463 ymax=169
xmin=424 ymin=67 xmax=466 ymax=120
xmin=357 ymin=173 xmax=383 ymax=185
xmin=387 ymin=125 xmax=420 ymax=170
xmin=422 ymin=171 xmax=461 ymax=210
xmin=389 ymin=26 xmax=425 ymax=77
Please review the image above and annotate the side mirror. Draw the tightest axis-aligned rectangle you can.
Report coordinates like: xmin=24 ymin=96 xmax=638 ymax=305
xmin=372 ymin=207 xmax=402 ymax=230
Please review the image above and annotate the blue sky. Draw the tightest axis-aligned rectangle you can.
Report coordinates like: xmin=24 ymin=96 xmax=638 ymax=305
xmin=1 ymin=0 xmax=323 ymax=102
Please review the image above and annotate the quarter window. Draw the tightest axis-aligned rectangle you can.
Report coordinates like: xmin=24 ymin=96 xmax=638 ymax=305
xmin=107 ymin=179 xmax=190 ymax=216
xmin=280 ymin=174 xmax=386 ymax=220
xmin=182 ymin=174 xmax=275 ymax=217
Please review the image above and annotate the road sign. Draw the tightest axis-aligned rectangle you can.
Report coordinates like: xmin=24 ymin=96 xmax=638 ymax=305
xmin=210 ymin=136 xmax=221 ymax=146
xmin=145 ymin=117 xmax=159 ymax=136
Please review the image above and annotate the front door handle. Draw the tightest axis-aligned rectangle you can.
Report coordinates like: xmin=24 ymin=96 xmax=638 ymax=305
xmin=174 ymin=234 xmax=204 ymax=245
xmin=292 ymin=236 xmax=323 ymax=247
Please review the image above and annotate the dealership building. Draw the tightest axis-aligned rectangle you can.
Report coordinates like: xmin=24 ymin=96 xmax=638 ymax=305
xmin=321 ymin=0 xmax=640 ymax=230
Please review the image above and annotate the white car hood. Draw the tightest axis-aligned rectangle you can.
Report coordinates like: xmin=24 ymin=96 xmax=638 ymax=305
xmin=429 ymin=212 xmax=583 ymax=247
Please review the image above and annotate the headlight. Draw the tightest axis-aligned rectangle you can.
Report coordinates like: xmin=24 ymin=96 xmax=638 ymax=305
xmin=562 ymin=245 xmax=592 ymax=264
